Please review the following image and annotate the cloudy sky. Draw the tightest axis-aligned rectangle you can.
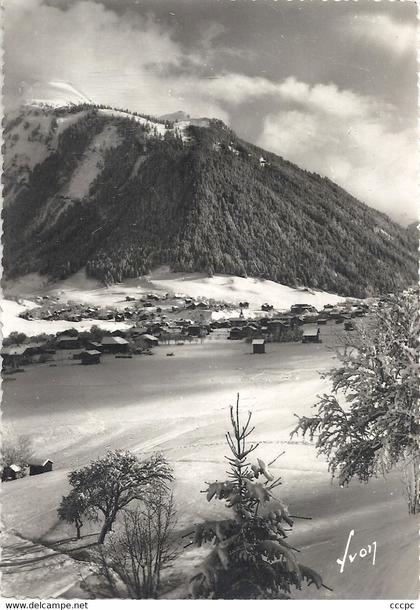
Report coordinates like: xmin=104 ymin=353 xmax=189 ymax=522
xmin=4 ymin=0 xmax=418 ymax=224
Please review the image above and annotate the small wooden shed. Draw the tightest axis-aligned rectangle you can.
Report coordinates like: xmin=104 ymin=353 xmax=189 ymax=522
xmin=2 ymin=464 xmax=22 ymax=482
xmin=28 ymin=458 xmax=53 ymax=476
xmin=302 ymin=326 xmax=321 ymax=343
xmin=1 ymin=346 xmax=28 ymax=368
xmin=229 ymin=327 xmax=244 ymax=340
xmin=81 ymin=350 xmax=101 ymax=365
xmin=252 ymin=339 xmax=266 ymax=354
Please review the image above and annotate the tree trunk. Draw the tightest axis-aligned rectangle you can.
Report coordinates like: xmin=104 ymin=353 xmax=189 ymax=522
xmin=98 ymin=507 xmax=119 ymax=543
xmin=410 ymin=458 xmax=419 ymax=515
xmin=98 ymin=520 xmax=111 ymax=544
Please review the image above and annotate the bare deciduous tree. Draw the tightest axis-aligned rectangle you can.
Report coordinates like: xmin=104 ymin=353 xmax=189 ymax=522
xmin=96 ymin=488 xmax=178 ymax=598
xmin=62 ymin=450 xmax=172 ymax=543
xmin=1 ymin=430 xmax=33 ymax=474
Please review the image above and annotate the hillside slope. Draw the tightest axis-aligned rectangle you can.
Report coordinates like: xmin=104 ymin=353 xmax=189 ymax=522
xmin=3 ymin=103 xmax=417 ymax=297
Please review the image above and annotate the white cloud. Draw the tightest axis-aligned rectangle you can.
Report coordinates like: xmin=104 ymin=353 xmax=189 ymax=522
xmin=339 ymin=13 xmax=416 ymax=57
xmin=4 ymin=1 xmax=417 ymax=223
xmin=258 ymin=82 xmax=418 ymax=223
xmin=4 ymin=0 xmax=229 ymax=119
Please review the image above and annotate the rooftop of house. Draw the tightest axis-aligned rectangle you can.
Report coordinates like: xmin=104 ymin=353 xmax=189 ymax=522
xmin=28 ymin=458 xmax=53 ymax=467
xmin=102 ymin=336 xmax=129 ymax=345
xmin=1 ymin=346 xmax=28 ymax=356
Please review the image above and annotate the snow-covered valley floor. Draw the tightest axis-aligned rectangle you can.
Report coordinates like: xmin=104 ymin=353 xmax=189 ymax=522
xmin=1 ymin=335 xmax=417 ymax=599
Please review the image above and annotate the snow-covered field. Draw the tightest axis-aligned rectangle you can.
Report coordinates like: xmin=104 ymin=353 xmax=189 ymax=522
xmin=1 ymin=531 xmax=93 ymax=599
xmin=1 ymin=272 xmax=415 ymax=600
xmin=1 ymin=334 xmax=417 ymax=599
xmin=143 ymin=267 xmax=346 ymax=310
xmin=1 ymin=297 xmax=129 ymax=337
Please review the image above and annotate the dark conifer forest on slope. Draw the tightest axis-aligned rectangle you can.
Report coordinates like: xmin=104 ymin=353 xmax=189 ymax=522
xmin=3 ymin=104 xmax=417 ymax=298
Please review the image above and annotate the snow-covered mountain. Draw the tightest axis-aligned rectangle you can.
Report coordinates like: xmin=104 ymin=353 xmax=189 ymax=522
xmin=4 ymin=100 xmax=210 ymax=204
xmin=3 ymin=100 xmax=417 ymax=296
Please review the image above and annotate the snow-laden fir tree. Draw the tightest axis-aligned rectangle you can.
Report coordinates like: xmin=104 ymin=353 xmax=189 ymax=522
xmin=189 ymin=395 xmax=327 ymax=599
xmin=292 ymin=291 xmax=419 ymax=514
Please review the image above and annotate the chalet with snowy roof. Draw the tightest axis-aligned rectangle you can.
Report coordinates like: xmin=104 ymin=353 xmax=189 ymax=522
xmin=244 ymin=324 xmax=259 ymax=337
xmin=1 ymin=345 xmax=29 ymax=368
xmin=187 ymin=325 xmax=202 ymax=337
xmin=291 ymin=304 xmax=316 ymax=314
xmin=265 ymin=319 xmax=291 ymax=340
xmin=129 ymin=326 xmax=147 ymax=337
xmin=81 ymin=350 xmax=101 ymax=365
xmin=28 ymin=458 xmax=53 ymax=476
xmin=302 ymin=326 xmax=321 ymax=343
xmin=111 ymin=329 xmax=127 ymax=337
xmin=252 ymin=338 xmax=266 ymax=354
xmin=267 ymin=319 xmax=288 ymax=331
xmin=229 ymin=317 xmax=248 ymax=328
xmin=23 ymin=342 xmax=46 ymax=356
xmin=84 ymin=340 xmax=103 ymax=351
xmin=301 ymin=312 xmax=319 ymax=324
xmin=354 ymin=308 xmax=366 ymax=317
xmin=55 ymin=334 xmax=81 ymax=350
xmin=229 ymin=327 xmax=245 ymax=340
xmin=2 ymin=464 xmax=22 ymax=482
xmin=140 ymin=334 xmax=159 ymax=347
xmin=101 ymin=336 xmax=129 ymax=353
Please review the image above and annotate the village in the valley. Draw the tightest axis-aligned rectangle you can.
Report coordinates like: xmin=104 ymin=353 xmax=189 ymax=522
xmin=2 ymin=282 xmax=369 ymax=373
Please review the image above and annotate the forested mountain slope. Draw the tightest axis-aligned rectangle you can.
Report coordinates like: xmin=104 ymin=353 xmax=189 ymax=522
xmin=3 ymin=103 xmax=417 ymax=297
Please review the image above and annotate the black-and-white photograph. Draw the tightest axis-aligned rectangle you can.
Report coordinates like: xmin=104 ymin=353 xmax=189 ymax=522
xmin=1 ymin=0 xmax=418 ymax=602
